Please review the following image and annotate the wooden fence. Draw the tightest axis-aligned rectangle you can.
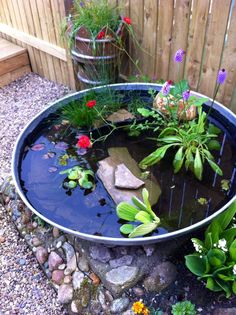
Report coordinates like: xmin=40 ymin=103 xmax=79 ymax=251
xmin=0 ymin=0 xmax=76 ymax=89
xmin=117 ymin=0 xmax=236 ymax=112
xmin=0 ymin=0 xmax=236 ymax=112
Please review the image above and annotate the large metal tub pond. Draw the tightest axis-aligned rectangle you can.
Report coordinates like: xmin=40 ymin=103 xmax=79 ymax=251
xmin=12 ymin=83 xmax=236 ymax=245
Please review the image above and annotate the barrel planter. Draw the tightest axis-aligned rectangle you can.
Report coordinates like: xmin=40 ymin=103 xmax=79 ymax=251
xmin=71 ymin=25 xmax=124 ymax=87
xmin=12 ymin=83 xmax=236 ymax=245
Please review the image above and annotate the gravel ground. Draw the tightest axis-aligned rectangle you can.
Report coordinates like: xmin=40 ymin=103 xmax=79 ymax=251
xmin=0 ymin=74 xmax=70 ymax=314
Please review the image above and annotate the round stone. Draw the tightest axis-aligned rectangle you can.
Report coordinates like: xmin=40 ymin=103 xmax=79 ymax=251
xmin=35 ymin=246 xmax=48 ymax=265
xmin=58 ymin=284 xmax=73 ymax=304
xmin=110 ymin=297 xmax=130 ymax=314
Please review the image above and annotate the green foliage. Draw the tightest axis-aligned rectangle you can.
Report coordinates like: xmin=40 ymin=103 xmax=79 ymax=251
xmin=59 ymin=89 xmax=123 ymax=128
xmin=139 ymin=107 xmax=222 ymax=180
xmin=60 ymin=166 xmax=95 ymax=190
xmin=67 ymin=0 xmax=120 ymax=40
xmin=116 ymin=188 xmax=160 ymax=238
xmin=185 ymin=201 xmax=236 ymax=298
xmin=171 ymin=301 xmax=197 ymax=315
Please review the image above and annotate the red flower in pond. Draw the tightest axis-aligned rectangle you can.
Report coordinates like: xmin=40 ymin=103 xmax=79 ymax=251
xmin=86 ymin=100 xmax=96 ymax=108
xmin=97 ymin=31 xmax=105 ymax=39
xmin=123 ymin=16 xmax=131 ymax=25
xmin=77 ymin=135 xmax=92 ymax=149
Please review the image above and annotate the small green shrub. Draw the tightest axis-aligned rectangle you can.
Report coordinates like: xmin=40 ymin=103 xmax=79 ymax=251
xmin=185 ymin=201 xmax=236 ymax=298
xmin=171 ymin=301 xmax=197 ymax=315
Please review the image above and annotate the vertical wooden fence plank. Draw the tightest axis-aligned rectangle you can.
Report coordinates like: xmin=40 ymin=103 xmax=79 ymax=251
xmin=129 ymin=0 xmax=144 ymax=75
xmin=36 ymin=0 xmax=56 ymax=82
xmin=198 ymin=0 xmax=231 ymax=97
xmin=168 ymin=0 xmax=192 ymax=82
xmin=30 ymin=0 xmax=50 ymax=80
xmin=217 ymin=2 xmax=236 ymax=109
xmin=141 ymin=0 xmax=158 ymax=77
xmin=185 ymin=0 xmax=210 ymax=90
xmin=155 ymin=0 xmax=174 ymax=81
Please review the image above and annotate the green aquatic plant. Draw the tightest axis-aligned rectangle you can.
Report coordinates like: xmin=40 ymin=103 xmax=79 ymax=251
xmin=171 ymin=300 xmax=197 ymax=315
xmin=60 ymin=166 xmax=95 ymax=190
xmin=185 ymin=201 xmax=236 ymax=298
xmin=139 ymin=107 xmax=222 ymax=180
xmin=116 ymin=188 xmax=160 ymax=238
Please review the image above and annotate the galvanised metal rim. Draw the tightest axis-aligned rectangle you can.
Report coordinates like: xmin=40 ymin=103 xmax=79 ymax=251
xmin=12 ymin=83 xmax=236 ymax=245
xmin=72 ymin=49 xmax=117 ymax=60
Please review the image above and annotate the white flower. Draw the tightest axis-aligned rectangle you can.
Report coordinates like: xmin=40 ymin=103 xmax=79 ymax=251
xmin=233 ymin=265 xmax=236 ymax=275
xmin=192 ymin=240 xmax=203 ymax=253
xmin=217 ymin=238 xmax=228 ymax=252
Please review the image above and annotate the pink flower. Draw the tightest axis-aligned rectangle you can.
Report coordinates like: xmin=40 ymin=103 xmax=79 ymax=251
xmin=161 ymin=80 xmax=173 ymax=96
xmin=97 ymin=31 xmax=105 ymax=39
xmin=77 ymin=135 xmax=91 ymax=149
xmin=86 ymin=100 xmax=96 ymax=108
xmin=123 ymin=17 xmax=131 ymax=25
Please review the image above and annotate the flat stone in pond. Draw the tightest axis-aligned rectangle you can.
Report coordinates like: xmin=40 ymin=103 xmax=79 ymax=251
xmin=107 ymin=109 xmax=134 ymax=123
xmin=97 ymin=147 xmax=161 ymax=205
xmin=115 ymin=163 xmax=145 ymax=189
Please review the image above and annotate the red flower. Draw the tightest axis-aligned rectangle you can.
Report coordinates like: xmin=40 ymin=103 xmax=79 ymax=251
xmin=77 ymin=135 xmax=91 ymax=149
xmin=86 ymin=100 xmax=96 ymax=108
xmin=97 ymin=31 xmax=105 ymax=39
xmin=123 ymin=16 xmax=131 ymax=25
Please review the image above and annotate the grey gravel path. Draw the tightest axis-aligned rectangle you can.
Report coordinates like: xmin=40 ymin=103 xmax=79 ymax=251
xmin=0 ymin=74 xmax=70 ymax=314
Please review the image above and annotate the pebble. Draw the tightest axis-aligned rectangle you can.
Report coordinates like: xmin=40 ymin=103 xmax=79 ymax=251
xmin=31 ymin=237 xmax=42 ymax=247
xmin=106 ymin=266 xmax=139 ymax=287
xmin=62 ymin=242 xmax=75 ymax=263
xmin=48 ymin=251 xmax=63 ymax=271
xmin=53 ymin=227 xmax=60 ymax=238
xmin=35 ymin=246 xmax=48 ymax=265
xmin=58 ymin=263 xmax=66 ymax=270
xmin=89 ymin=272 xmax=100 ymax=285
xmin=78 ymin=254 xmax=89 ymax=272
xmin=133 ymin=287 xmax=144 ymax=297
xmin=0 ymin=235 xmax=6 ymax=243
xmin=110 ymin=297 xmax=130 ymax=314
xmin=64 ymin=254 xmax=78 ymax=275
xmin=64 ymin=275 xmax=72 ymax=284
xmin=56 ymin=241 xmax=62 ymax=249
xmin=52 ymin=270 xmax=64 ymax=285
xmin=18 ymin=258 xmax=26 ymax=266
xmin=72 ymin=271 xmax=85 ymax=290
xmin=71 ymin=300 xmax=79 ymax=313
xmin=58 ymin=284 xmax=73 ymax=304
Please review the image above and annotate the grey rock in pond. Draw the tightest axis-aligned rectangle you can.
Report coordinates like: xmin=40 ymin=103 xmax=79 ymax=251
xmin=143 ymin=261 xmax=177 ymax=292
xmin=213 ymin=308 xmax=236 ymax=315
xmin=106 ymin=266 xmax=139 ymax=288
xmin=110 ymin=297 xmax=130 ymax=314
xmin=48 ymin=251 xmax=63 ymax=271
xmin=107 ymin=109 xmax=134 ymax=123
xmin=90 ymin=244 xmax=112 ymax=263
xmin=57 ymin=284 xmax=73 ymax=304
xmin=109 ymin=255 xmax=133 ymax=268
xmin=72 ymin=270 xmax=84 ymax=290
xmin=97 ymin=147 xmax=161 ymax=205
xmin=35 ymin=246 xmax=48 ymax=265
xmin=62 ymin=242 xmax=75 ymax=263
xmin=115 ymin=163 xmax=145 ymax=189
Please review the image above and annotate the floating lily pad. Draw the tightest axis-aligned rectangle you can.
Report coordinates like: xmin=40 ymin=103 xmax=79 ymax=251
xmin=48 ymin=166 xmax=58 ymax=173
xmin=58 ymin=154 xmax=69 ymax=166
xmin=55 ymin=142 xmax=68 ymax=150
xmin=42 ymin=152 xmax=56 ymax=159
xmin=31 ymin=143 xmax=45 ymax=151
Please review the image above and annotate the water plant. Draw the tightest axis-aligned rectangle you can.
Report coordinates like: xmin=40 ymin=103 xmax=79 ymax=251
xmin=60 ymin=166 xmax=95 ymax=190
xmin=116 ymin=188 xmax=160 ymax=238
xmin=185 ymin=201 xmax=236 ymax=298
xmin=171 ymin=300 xmax=197 ymax=315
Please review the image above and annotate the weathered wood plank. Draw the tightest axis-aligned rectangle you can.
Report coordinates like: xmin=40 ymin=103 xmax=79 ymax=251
xmin=198 ymin=0 xmax=231 ymax=97
xmin=185 ymin=0 xmax=210 ymax=90
xmin=141 ymin=0 xmax=158 ymax=76
xmin=155 ymin=0 xmax=174 ymax=81
xmin=216 ymin=1 xmax=236 ymax=108
xmin=169 ymin=0 xmax=192 ymax=82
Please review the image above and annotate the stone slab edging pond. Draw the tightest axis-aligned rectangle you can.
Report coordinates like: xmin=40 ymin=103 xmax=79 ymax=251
xmin=1 ymin=175 xmax=236 ymax=315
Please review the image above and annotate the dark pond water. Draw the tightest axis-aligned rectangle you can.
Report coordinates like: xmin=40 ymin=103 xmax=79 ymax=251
xmin=19 ymin=106 xmax=236 ymax=238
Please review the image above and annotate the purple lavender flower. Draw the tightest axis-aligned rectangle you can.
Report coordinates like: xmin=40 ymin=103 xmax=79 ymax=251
xmin=80 ymin=1 xmax=84 ymax=7
xmin=161 ymin=80 xmax=173 ymax=96
xmin=182 ymin=90 xmax=190 ymax=101
xmin=217 ymin=69 xmax=227 ymax=84
xmin=174 ymin=49 xmax=185 ymax=63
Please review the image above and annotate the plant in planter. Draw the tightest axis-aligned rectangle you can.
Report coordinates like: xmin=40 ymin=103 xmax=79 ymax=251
xmin=64 ymin=0 xmax=134 ymax=86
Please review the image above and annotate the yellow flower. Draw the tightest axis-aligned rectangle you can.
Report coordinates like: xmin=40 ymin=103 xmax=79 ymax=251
xmin=143 ymin=307 xmax=150 ymax=315
xmin=132 ymin=301 xmax=145 ymax=314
